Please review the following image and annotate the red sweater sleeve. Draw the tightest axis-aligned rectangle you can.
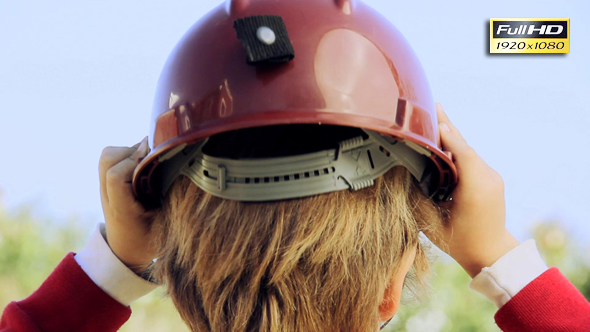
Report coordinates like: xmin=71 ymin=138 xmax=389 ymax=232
xmin=495 ymin=267 xmax=590 ymax=331
xmin=0 ymin=253 xmax=131 ymax=332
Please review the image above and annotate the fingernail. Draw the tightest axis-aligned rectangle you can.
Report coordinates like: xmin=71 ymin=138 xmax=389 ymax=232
xmin=138 ymin=137 xmax=148 ymax=153
xmin=440 ymin=123 xmax=450 ymax=132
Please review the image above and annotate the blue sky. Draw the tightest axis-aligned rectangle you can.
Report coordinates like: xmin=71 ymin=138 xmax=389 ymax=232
xmin=0 ymin=0 xmax=588 ymax=243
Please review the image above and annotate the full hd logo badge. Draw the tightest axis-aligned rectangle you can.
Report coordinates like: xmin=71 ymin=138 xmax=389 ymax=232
xmin=490 ymin=19 xmax=570 ymax=54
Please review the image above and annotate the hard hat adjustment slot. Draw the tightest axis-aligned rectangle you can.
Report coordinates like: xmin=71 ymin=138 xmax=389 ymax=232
xmin=335 ymin=135 xmax=364 ymax=160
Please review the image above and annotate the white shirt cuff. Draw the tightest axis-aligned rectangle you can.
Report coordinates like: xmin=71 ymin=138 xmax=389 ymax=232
xmin=74 ymin=223 xmax=159 ymax=306
xmin=469 ymin=239 xmax=548 ymax=308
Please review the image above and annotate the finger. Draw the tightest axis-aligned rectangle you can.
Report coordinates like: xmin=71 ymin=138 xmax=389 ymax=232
xmin=105 ymin=138 xmax=149 ymax=210
xmin=100 ymin=137 xmax=147 ymax=205
xmin=436 ymin=103 xmax=465 ymax=142
xmin=439 ymin=123 xmax=478 ymax=162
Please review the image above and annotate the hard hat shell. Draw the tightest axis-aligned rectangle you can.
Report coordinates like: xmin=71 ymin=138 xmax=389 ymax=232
xmin=132 ymin=0 xmax=458 ymax=208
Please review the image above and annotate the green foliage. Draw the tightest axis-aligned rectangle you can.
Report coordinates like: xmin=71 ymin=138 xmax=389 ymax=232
xmin=386 ymin=222 xmax=590 ymax=331
xmin=532 ymin=221 xmax=590 ymax=301
xmin=386 ymin=254 xmax=501 ymax=332
xmin=0 ymin=202 xmax=190 ymax=332
xmin=0 ymin=200 xmax=588 ymax=331
xmin=0 ymin=206 xmax=83 ymax=301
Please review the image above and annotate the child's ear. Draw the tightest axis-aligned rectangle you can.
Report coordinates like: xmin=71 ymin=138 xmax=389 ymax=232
xmin=378 ymin=273 xmax=404 ymax=321
xmin=378 ymin=248 xmax=417 ymax=321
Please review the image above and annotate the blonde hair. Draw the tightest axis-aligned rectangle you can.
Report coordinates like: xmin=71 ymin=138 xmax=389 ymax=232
xmin=151 ymin=163 xmax=443 ymax=331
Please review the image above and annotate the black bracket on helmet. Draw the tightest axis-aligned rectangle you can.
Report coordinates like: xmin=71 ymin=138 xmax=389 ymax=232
xmin=233 ymin=15 xmax=295 ymax=65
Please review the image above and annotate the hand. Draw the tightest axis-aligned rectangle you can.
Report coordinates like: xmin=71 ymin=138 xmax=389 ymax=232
xmin=428 ymin=103 xmax=520 ymax=278
xmin=99 ymin=137 xmax=159 ymax=274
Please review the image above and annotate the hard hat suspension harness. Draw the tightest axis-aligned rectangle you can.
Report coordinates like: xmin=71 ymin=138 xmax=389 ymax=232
xmin=157 ymin=130 xmax=435 ymax=203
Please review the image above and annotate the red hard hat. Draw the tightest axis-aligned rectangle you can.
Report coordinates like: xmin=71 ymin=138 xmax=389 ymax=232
xmin=132 ymin=0 xmax=458 ymax=208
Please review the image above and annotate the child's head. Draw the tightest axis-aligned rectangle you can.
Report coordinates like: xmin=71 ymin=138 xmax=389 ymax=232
xmin=150 ymin=125 xmax=444 ymax=331
xmin=131 ymin=1 xmax=458 ymax=330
